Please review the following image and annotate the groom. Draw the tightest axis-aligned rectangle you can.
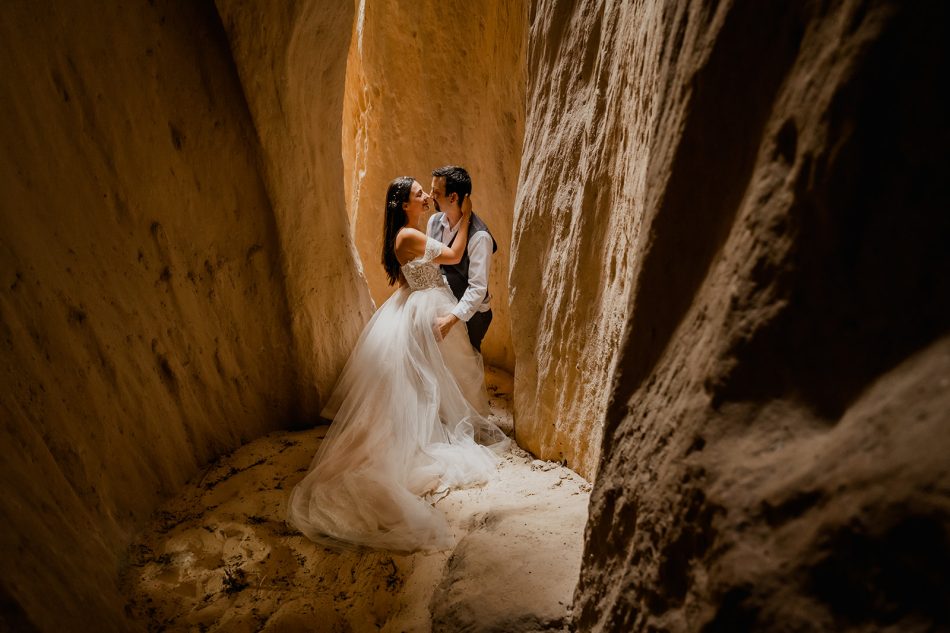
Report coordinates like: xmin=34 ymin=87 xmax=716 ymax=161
xmin=427 ymin=165 xmax=497 ymax=352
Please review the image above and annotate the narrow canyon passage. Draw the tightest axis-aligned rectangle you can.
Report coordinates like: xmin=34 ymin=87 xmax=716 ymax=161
xmin=2 ymin=0 xmax=948 ymax=632
xmin=123 ymin=371 xmax=588 ymax=631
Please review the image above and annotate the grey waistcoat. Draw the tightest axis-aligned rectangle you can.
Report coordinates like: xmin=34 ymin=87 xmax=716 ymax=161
xmin=433 ymin=212 xmax=497 ymax=302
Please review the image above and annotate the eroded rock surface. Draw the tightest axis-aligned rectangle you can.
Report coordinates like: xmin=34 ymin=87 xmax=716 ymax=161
xmin=342 ymin=0 xmax=527 ymax=371
xmin=214 ymin=0 xmax=375 ymax=412
xmin=525 ymin=1 xmax=950 ymax=630
xmin=1 ymin=1 xmax=377 ymax=630
xmin=509 ymin=0 xmax=646 ymax=479
xmin=0 ymin=2 xmax=298 ymax=631
xmin=5 ymin=0 xmax=947 ymax=630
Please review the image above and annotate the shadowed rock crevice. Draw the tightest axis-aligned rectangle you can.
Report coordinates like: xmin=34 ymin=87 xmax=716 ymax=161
xmin=213 ymin=0 xmax=376 ymax=416
xmin=808 ymin=513 xmax=950 ymax=625
xmin=0 ymin=0 xmax=363 ymax=629
xmin=202 ymin=1 xmax=302 ymax=411
xmin=566 ymin=0 xmax=950 ymax=630
xmin=712 ymin=1 xmax=950 ymax=419
xmin=605 ymin=0 xmax=805 ymax=448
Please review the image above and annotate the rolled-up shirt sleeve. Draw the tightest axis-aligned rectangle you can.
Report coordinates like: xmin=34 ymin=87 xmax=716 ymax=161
xmin=451 ymin=232 xmax=492 ymax=321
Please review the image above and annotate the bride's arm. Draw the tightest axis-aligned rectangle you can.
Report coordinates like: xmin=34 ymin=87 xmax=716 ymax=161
xmin=433 ymin=195 xmax=472 ymax=265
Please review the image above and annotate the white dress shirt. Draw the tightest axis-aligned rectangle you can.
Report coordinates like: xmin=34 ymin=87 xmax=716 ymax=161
xmin=426 ymin=212 xmax=492 ymax=321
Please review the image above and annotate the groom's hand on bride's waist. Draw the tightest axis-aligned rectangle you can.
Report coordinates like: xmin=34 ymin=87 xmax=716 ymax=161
xmin=436 ymin=314 xmax=459 ymax=340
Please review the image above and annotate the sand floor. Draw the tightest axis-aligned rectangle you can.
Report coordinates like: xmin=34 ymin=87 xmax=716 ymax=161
xmin=122 ymin=368 xmax=590 ymax=632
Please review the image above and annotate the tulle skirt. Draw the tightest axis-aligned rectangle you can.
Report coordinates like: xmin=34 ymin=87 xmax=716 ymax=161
xmin=286 ymin=284 xmax=509 ymax=552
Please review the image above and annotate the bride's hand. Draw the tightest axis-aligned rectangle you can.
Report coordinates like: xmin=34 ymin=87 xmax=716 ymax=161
xmin=461 ymin=193 xmax=473 ymax=221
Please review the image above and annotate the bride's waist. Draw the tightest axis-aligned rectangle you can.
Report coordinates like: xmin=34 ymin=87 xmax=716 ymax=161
xmin=406 ymin=278 xmax=450 ymax=293
xmin=408 ymin=283 xmax=448 ymax=293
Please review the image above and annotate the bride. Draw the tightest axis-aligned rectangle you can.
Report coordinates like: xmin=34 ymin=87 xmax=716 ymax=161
xmin=286 ymin=176 xmax=509 ymax=552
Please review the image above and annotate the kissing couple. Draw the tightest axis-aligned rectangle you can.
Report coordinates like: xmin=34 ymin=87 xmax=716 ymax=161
xmin=287 ymin=165 xmax=509 ymax=552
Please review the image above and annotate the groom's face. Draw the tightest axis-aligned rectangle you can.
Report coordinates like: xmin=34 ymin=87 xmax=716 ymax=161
xmin=429 ymin=176 xmax=457 ymax=214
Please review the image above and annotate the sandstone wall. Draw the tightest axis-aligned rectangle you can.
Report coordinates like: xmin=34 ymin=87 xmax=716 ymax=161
xmin=214 ymin=0 xmax=374 ymax=413
xmin=509 ymin=0 xmax=648 ymax=479
xmin=0 ymin=1 xmax=365 ymax=630
xmin=342 ymin=0 xmax=527 ymax=371
xmin=518 ymin=1 xmax=950 ymax=630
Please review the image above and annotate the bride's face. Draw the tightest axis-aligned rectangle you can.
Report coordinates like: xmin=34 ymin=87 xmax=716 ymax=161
xmin=404 ymin=181 xmax=431 ymax=217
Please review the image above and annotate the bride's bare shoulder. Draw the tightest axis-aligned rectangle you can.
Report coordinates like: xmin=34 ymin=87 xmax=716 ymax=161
xmin=395 ymin=227 xmax=427 ymax=245
xmin=395 ymin=228 xmax=427 ymax=264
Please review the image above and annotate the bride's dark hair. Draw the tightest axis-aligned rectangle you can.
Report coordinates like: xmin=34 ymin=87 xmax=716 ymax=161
xmin=382 ymin=176 xmax=414 ymax=286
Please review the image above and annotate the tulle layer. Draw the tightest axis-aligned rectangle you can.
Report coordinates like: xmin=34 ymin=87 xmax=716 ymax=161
xmin=287 ymin=284 xmax=509 ymax=552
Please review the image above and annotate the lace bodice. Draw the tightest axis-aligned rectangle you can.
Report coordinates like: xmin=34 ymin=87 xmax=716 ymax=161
xmin=401 ymin=237 xmax=446 ymax=291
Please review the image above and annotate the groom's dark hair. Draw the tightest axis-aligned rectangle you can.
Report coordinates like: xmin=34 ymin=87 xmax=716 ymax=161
xmin=432 ymin=165 xmax=471 ymax=208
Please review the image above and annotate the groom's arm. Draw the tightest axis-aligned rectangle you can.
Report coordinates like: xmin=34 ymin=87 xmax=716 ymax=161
xmin=450 ymin=232 xmax=492 ymax=322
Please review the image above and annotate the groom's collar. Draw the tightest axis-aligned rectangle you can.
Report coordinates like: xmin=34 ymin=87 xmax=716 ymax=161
xmin=439 ymin=212 xmax=463 ymax=233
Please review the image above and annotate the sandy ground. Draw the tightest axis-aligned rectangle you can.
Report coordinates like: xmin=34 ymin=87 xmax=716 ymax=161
xmin=122 ymin=368 xmax=590 ymax=632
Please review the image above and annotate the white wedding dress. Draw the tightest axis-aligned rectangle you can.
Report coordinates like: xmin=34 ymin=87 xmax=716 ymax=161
xmin=287 ymin=237 xmax=509 ymax=552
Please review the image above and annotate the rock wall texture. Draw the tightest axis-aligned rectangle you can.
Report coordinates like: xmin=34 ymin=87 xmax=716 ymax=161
xmin=342 ymin=0 xmax=526 ymax=371
xmin=214 ymin=0 xmax=375 ymax=412
xmin=6 ymin=0 xmax=947 ymax=630
xmin=0 ymin=1 xmax=367 ymax=630
xmin=509 ymin=0 xmax=645 ymax=479
xmin=513 ymin=0 xmax=950 ymax=630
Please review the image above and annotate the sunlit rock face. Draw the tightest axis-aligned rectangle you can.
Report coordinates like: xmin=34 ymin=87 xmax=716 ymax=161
xmin=546 ymin=1 xmax=950 ymax=631
xmin=0 ymin=1 xmax=363 ymax=630
xmin=214 ymin=0 xmax=375 ymax=412
xmin=342 ymin=0 xmax=527 ymax=371
xmin=509 ymin=0 xmax=647 ymax=479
